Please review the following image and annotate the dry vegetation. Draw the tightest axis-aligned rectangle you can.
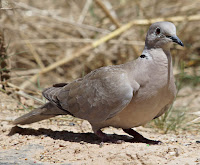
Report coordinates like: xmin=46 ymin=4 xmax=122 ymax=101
xmin=0 ymin=0 xmax=200 ymax=131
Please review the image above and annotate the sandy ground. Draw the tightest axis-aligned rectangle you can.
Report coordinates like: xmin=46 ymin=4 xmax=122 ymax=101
xmin=0 ymin=88 xmax=200 ymax=165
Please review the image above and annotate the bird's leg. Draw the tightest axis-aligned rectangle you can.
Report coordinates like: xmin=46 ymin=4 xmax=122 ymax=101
xmin=123 ymin=128 xmax=162 ymax=145
xmin=95 ymin=129 xmax=124 ymax=144
xmin=96 ymin=129 xmax=110 ymax=142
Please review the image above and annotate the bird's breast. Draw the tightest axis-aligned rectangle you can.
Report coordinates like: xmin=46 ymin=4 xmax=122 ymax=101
xmin=102 ymin=68 xmax=176 ymax=129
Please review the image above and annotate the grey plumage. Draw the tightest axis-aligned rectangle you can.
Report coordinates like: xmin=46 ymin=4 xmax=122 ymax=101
xmin=13 ymin=102 xmax=69 ymax=125
xmin=13 ymin=22 xmax=184 ymax=144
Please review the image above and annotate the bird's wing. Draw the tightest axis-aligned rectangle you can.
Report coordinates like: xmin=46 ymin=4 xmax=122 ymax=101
xmin=43 ymin=66 xmax=139 ymax=123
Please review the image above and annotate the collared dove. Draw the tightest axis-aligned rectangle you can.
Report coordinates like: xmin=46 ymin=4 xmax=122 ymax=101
xmin=14 ymin=22 xmax=184 ymax=144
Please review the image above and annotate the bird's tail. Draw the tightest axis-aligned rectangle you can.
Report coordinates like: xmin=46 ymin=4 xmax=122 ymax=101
xmin=13 ymin=102 xmax=69 ymax=125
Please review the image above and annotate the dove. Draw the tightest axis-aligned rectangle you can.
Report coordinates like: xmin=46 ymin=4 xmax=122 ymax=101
xmin=14 ymin=22 xmax=184 ymax=144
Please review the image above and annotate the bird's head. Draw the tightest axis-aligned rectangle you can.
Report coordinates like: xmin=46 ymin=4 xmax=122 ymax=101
xmin=145 ymin=21 xmax=184 ymax=49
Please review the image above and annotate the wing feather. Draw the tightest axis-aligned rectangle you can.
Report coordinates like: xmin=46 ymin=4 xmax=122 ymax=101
xmin=43 ymin=66 xmax=135 ymax=123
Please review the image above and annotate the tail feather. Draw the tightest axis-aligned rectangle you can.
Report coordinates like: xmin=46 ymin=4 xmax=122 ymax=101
xmin=13 ymin=102 xmax=69 ymax=125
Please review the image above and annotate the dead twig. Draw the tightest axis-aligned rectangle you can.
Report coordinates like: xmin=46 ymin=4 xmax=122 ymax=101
xmin=0 ymin=7 xmax=18 ymax=10
xmin=16 ymin=38 xmax=144 ymax=46
xmin=95 ymin=0 xmax=141 ymax=57
xmin=78 ymin=0 xmax=92 ymax=24
xmin=16 ymin=90 xmax=44 ymax=104
xmin=20 ymin=45 xmax=92 ymax=89
xmin=7 ymin=82 xmax=41 ymax=96
xmin=95 ymin=0 xmax=121 ymax=28
xmin=20 ymin=32 xmax=45 ymax=69
xmin=15 ymin=2 xmax=110 ymax=34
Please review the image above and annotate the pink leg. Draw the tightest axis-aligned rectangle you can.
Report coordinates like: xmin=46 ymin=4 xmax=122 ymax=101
xmin=95 ymin=129 xmax=123 ymax=144
xmin=95 ymin=130 xmax=111 ymax=142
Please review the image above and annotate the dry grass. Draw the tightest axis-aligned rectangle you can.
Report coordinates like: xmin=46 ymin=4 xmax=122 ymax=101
xmin=0 ymin=0 xmax=199 ymax=132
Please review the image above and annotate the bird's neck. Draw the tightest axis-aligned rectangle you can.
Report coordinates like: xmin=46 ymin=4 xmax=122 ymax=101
xmin=163 ymin=48 xmax=173 ymax=85
xmin=143 ymin=46 xmax=172 ymax=64
xmin=146 ymin=47 xmax=173 ymax=85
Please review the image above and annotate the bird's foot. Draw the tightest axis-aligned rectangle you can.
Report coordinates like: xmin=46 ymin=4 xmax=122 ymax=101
xmin=96 ymin=130 xmax=124 ymax=144
xmin=123 ymin=128 xmax=162 ymax=145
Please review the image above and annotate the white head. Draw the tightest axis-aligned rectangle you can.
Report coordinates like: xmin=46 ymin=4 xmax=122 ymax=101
xmin=145 ymin=22 xmax=184 ymax=49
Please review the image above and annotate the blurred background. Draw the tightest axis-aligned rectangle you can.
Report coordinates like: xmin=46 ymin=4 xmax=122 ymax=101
xmin=0 ymin=0 xmax=199 ymax=133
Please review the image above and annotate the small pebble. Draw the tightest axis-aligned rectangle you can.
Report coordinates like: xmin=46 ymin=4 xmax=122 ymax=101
xmin=115 ymin=140 xmax=124 ymax=144
xmin=169 ymin=151 xmax=176 ymax=156
xmin=168 ymin=148 xmax=179 ymax=157
xmin=183 ymin=143 xmax=192 ymax=146
xmin=196 ymin=141 xmax=200 ymax=144
xmin=99 ymin=142 xmax=104 ymax=148
xmin=69 ymin=122 xmax=75 ymax=126
xmin=171 ymin=138 xmax=177 ymax=142
xmin=174 ymin=148 xmax=179 ymax=157
xmin=2 ymin=128 xmax=7 ymax=132
xmin=59 ymin=144 xmax=65 ymax=147
xmin=40 ymin=155 xmax=44 ymax=159
xmin=195 ymin=158 xmax=200 ymax=162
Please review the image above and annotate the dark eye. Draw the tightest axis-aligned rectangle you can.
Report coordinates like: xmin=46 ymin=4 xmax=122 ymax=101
xmin=155 ymin=27 xmax=161 ymax=35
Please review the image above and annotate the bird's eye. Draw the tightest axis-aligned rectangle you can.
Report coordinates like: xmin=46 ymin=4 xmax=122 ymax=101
xmin=155 ymin=28 xmax=161 ymax=35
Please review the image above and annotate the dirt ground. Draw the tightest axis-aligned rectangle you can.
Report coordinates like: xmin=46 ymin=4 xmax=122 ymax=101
xmin=0 ymin=87 xmax=200 ymax=165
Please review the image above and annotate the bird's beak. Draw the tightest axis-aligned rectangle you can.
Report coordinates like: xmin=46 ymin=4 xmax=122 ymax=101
xmin=167 ymin=35 xmax=184 ymax=47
